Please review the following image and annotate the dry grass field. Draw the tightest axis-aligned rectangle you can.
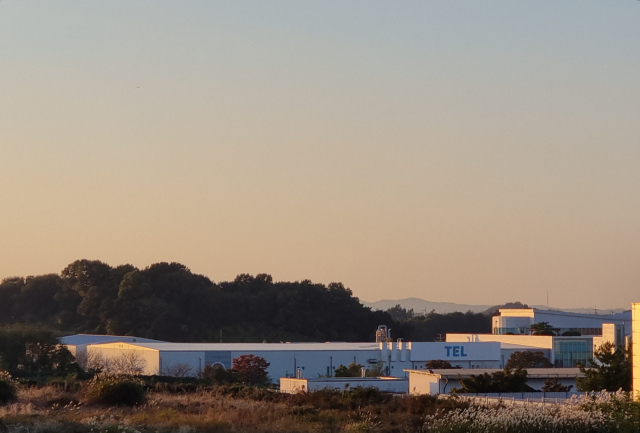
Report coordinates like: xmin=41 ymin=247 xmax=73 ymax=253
xmin=2 ymin=383 xmax=640 ymax=433
xmin=0 ymin=383 xmax=460 ymax=433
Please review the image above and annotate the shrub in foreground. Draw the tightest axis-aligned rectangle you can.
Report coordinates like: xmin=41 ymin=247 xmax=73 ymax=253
xmin=85 ymin=375 xmax=145 ymax=406
xmin=0 ymin=371 xmax=17 ymax=405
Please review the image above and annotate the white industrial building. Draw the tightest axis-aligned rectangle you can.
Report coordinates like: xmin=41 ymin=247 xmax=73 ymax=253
xmin=455 ymin=308 xmax=629 ymax=368
xmin=448 ymin=330 xmax=617 ymax=368
xmin=61 ymin=306 xmax=632 ymax=384
xmin=493 ymin=308 xmax=630 ymax=343
xmin=82 ymin=340 xmax=528 ymax=379
xmin=86 ymin=342 xmax=382 ymax=379
xmin=60 ymin=334 xmax=163 ymax=362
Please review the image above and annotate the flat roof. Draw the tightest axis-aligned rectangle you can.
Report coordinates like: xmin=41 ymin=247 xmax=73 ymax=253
xmin=498 ymin=342 xmax=552 ymax=350
xmin=281 ymin=377 xmax=406 ymax=382
xmin=89 ymin=342 xmax=382 ymax=352
xmin=499 ymin=308 xmax=630 ymax=321
xmin=404 ymin=368 xmax=584 ymax=379
xmin=60 ymin=334 xmax=164 ymax=346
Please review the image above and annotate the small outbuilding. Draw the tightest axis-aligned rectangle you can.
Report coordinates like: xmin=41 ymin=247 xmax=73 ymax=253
xmin=280 ymin=377 xmax=408 ymax=394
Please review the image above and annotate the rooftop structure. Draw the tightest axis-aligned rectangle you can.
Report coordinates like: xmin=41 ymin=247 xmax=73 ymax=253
xmin=493 ymin=308 xmax=630 ymax=342
xmin=449 ymin=322 xmax=619 ymax=368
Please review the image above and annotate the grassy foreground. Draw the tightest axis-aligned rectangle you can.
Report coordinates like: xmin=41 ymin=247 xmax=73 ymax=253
xmin=2 ymin=382 xmax=640 ymax=433
xmin=0 ymin=382 xmax=461 ymax=433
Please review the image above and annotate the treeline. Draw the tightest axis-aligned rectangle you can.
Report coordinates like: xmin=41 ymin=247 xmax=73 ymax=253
xmin=0 ymin=325 xmax=80 ymax=374
xmin=0 ymin=260 xmax=493 ymax=343
xmin=384 ymin=305 xmax=492 ymax=341
xmin=0 ymin=260 xmax=392 ymax=342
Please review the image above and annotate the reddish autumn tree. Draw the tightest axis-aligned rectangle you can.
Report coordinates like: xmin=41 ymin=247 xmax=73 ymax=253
xmin=231 ymin=354 xmax=270 ymax=385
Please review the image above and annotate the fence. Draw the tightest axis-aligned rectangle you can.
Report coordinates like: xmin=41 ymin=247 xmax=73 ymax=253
xmin=453 ymin=392 xmax=580 ymax=404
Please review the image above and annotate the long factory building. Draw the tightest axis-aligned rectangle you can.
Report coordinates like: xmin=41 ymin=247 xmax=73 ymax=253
xmin=63 ymin=309 xmax=626 ymax=381
xmin=79 ymin=340 xmax=503 ymax=379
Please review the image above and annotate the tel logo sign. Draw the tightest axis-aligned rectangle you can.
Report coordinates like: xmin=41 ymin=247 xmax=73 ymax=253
xmin=444 ymin=346 xmax=468 ymax=357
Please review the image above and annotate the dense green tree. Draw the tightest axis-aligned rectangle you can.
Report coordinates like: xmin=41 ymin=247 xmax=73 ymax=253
xmin=576 ymin=342 xmax=631 ymax=392
xmin=482 ymin=301 xmax=529 ymax=316
xmin=530 ymin=322 xmax=555 ymax=335
xmin=457 ymin=367 xmax=533 ymax=393
xmin=505 ymin=351 xmax=553 ymax=369
xmin=385 ymin=305 xmax=415 ymax=322
xmin=402 ymin=311 xmax=491 ymax=342
xmin=61 ymin=260 xmax=129 ymax=333
xmin=108 ymin=263 xmax=221 ymax=341
xmin=0 ymin=278 xmax=23 ymax=324
xmin=334 ymin=362 xmax=364 ymax=378
xmin=541 ymin=378 xmax=573 ymax=392
xmin=425 ymin=360 xmax=458 ymax=369
xmin=0 ymin=325 xmax=79 ymax=373
xmin=203 ymin=364 xmax=236 ymax=384
xmin=0 ymin=259 xmax=494 ymax=344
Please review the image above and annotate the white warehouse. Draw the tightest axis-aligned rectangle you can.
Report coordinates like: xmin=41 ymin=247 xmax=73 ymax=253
xmin=84 ymin=340 xmax=511 ymax=379
xmin=87 ymin=342 xmax=381 ymax=379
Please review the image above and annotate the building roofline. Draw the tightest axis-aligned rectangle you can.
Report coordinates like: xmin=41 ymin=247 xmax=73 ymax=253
xmin=404 ymin=368 xmax=585 ymax=379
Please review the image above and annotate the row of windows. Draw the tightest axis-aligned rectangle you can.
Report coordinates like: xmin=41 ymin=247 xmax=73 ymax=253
xmin=558 ymin=328 xmax=602 ymax=336
xmin=493 ymin=327 xmax=603 ymax=336
xmin=554 ymin=339 xmax=593 ymax=367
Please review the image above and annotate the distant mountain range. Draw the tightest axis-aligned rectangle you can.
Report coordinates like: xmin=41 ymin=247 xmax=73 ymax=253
xmin=361 ymin=297 xmax=627 ymax=316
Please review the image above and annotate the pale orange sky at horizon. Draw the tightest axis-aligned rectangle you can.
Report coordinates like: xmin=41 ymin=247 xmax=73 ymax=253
xmin=1 ymin=1 xmax=639 ymax=309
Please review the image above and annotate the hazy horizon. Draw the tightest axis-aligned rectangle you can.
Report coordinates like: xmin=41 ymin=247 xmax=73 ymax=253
xmin=1 ymin=2 xmax=639 ymax=309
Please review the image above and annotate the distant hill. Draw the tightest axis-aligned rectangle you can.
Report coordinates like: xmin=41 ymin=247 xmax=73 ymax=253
xmin=362 ymin=297 xmax=627 ymax=316
xmin=362 ymin=298 xmax=493 ymax=315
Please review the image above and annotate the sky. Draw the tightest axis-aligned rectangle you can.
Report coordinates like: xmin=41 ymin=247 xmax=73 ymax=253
xmin=1 ymin=1 xmax=639 ymax=309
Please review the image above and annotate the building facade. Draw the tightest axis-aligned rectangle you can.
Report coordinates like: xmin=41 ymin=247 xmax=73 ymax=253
xmin=492 ymin=308 xmax=630 ymax=345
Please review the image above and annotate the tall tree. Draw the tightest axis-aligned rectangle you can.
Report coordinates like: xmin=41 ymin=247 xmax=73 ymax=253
xmin=576 ymin=342 xmax=631 ymax=392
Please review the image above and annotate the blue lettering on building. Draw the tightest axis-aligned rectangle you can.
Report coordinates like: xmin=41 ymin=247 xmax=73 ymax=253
xmin=445 ymin=345 xmax=469 ymax=357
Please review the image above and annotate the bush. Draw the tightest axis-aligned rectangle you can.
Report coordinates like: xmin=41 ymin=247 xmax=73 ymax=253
xmin=203 ymin=364 xmax=238 ymax=385
xmin=0 ymin=371 xmax=17 ymax=405
xmin=86 ymin=375 xmax=145 ymax=406
xmin=340 ymin=386 xmax=390 ymax=408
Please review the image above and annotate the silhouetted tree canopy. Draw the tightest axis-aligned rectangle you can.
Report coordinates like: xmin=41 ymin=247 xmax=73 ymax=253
xmin=0 ymin=259 xmax=494 ymax=344
xmin=0 ymin=260 xmax=395 ymax=343
xmin=456 ymin=367 xmax=534 ymax=393
xmin=425 ymin=360 xmax=460 ymax=369
xmin=505 ymin=351 xmax=553 ymax=369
